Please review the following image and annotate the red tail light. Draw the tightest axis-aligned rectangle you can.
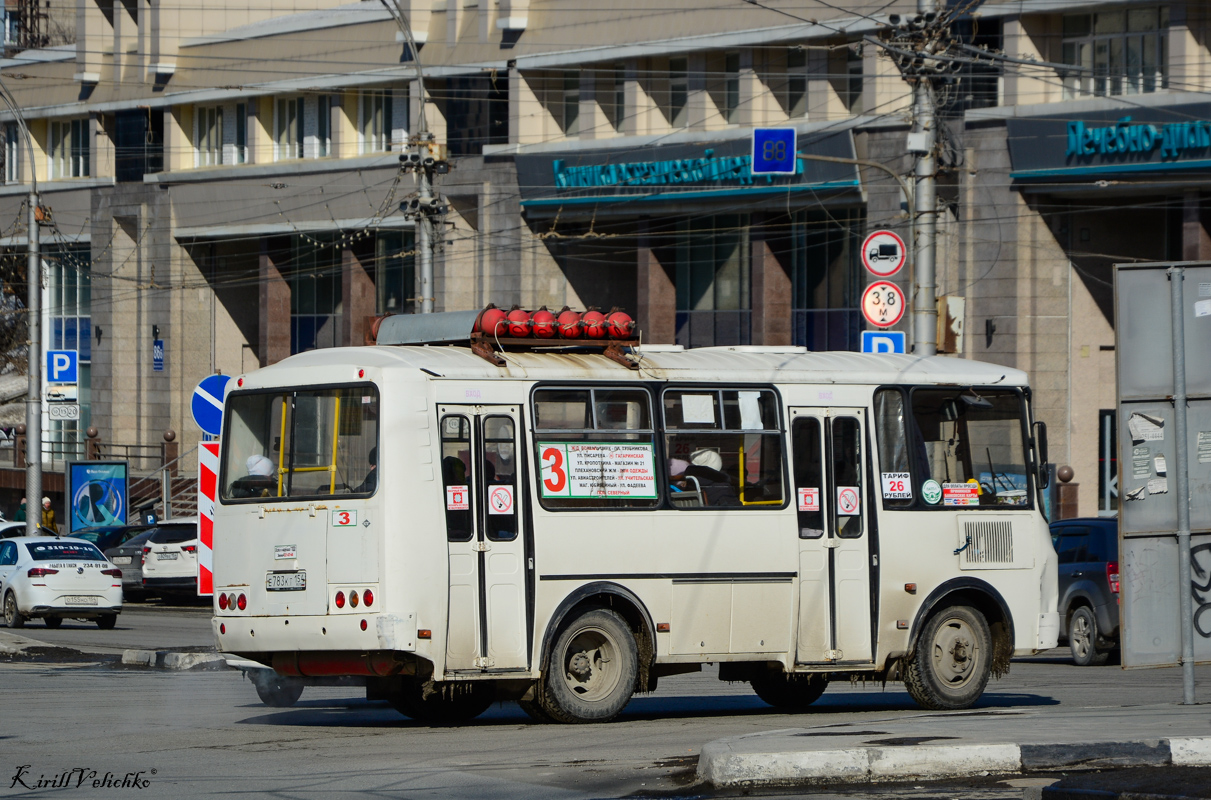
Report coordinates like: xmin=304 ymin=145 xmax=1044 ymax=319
xmin=143 ymin=546 xmax=151 ymax=554
xmin=102 ymin=568 xmax=122 ymax=578
xmin=27 ymin=567 xmax=58 ymax=578
xmin=1107 ymin=561 xmax=1120 ymax=594
xmin=350 ymin=591 xmax=359 ymax=608
xmin=218 ymin=593 xmax=228 ymax=610
xmin=362 ymin=589 xmax=374 ymax=607
xmin=181 ymin=545 xmax=197 ymax=553
xmin=335 ymin=591 xmax=345 ymax=609
xmin=237 ymin=593 xmax=247 ymax=611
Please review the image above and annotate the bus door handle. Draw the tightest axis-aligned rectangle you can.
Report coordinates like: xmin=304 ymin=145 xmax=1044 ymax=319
xmin=473 ymin=541 xmax=491 ymax=552
xmin=823 ymin=539 xmax=840 ymax=549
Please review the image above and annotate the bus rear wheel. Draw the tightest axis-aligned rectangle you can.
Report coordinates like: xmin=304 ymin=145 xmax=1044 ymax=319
xmin=751 ymin=672 xmax=829 ymax=710
xmin=251 ymin=672 xmax=304 ymax=707
xmin=904 ymin=604 xmax=992 ymax=711
xmin=390 ymin=679 xmax=495 ymax=725
xmin=532 ymin=608 xmax=638 ymax=723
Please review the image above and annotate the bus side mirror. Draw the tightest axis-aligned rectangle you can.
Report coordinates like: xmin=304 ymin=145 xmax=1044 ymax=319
xmin=1033 ymin=421 xmax=1049 ymax=489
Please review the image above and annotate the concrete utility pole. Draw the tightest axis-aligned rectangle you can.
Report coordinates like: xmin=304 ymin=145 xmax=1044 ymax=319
xmin=910 ymin=0 xmax=939 ymax=356
xmin=380 ymin=0 xmax=448 ymax=314
xmin=0 ymin=79 xmax=42 ymax=534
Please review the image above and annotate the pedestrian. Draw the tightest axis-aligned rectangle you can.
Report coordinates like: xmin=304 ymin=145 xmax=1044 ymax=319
xmin=13 ymin=496 xmax=26 ymax=522
xmin=41 ymin=496 xmax=57 ymax=534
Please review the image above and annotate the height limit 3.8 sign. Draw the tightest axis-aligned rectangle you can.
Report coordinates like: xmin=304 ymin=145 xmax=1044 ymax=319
xmin=861 ymin=281 xmax=905 ymax=328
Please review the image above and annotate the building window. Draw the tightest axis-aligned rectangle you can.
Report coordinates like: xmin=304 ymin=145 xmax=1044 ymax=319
xmin=45 ymin=246 xmax=92 ymax=461
xmin=196 ymin=106 xmax=223 ymax=167
xmin=786 ymin=48 xmax=807 ymax=118
xmin=115 ymin=109 xmax=163 ymax=182
xmin=375 ymin=231 xmax=415 ymax=314
xmin=790 ymin=209 xmax=864 ymax=351
xmin=608 ymin=66 xmax=626 ymax=132
xmin=669 ymin=58 xmax=688 ymax=128
xmin=4 ymin=122 xmax=17 ymax=182
xmin=675 ymin=214 xmax=751 ymax=348
xmin=724 ymin=52 xmax=741 ymax=123
xmin=235 ymin=103 xmax=247 ymax=164
xmin=275 ymin=97 xmax=303 ymax=160
xmin=1098 ymin=409 xmax=1118 ymax=514
xmin=49 ymin=119 xmax=89 ymax=179
xmin=1062 ymin=8 xmax=1168 ymax=98
xmin=290 ymin=235 xmax=341 ymax=354
xmin=845 ymin=45 xmax=863 ymax=113
xmin=359 ymin=90 xmax=393 ymax=153
xmin=561 ymin=72 xmax=580 ymax=137
xmin=317 ymin=95 xmax=331 ymax=157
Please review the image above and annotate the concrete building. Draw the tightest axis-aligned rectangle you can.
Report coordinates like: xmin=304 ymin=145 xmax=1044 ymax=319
xmin=0 ymin=0 xmax=1208 ymax=519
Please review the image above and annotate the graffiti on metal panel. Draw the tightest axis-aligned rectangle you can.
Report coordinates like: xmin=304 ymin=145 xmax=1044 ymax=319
xmin=1194 ymin=543 xmax=1211 ymax=638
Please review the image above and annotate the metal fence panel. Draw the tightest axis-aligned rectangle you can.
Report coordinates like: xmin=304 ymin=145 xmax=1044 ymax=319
xmin=1121 ymin=533 xmax=1211 ymax=667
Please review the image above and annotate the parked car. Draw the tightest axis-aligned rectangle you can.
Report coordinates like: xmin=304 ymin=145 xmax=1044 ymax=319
xmin=0 ymin=537 xmax=123 ymax=628
xmin=105 ymin=529 xmax=156 ymax=601
xmin=140 ymin=519 xmax=200 ymax=599
xmin=0 ymin=521 xmax=59 ymax=539
xmin=1050 ymin=517 xmax=1120 ymax=665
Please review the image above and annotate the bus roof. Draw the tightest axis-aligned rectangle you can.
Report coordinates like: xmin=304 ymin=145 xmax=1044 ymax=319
xmin=245 ymin=345 xmax=1029 ymax=389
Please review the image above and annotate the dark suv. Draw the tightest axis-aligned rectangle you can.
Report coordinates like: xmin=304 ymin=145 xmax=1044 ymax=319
xmin=1050 ymin=517 xmax=1120 ymax=666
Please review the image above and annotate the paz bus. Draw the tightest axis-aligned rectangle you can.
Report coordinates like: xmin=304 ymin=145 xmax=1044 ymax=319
xmin=211 ymin=309 xmax=1059 ymax=723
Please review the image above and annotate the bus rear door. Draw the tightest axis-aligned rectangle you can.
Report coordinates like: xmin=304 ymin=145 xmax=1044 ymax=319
xmin=790 ymin=407 xmax=874 ymax=665
xmin=438 ymin=406 xmax=529 ymax=673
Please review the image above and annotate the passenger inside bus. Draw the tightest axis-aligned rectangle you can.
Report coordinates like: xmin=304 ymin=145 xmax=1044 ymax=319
xmin=228 ymin=454 xmax=276 ymax=498
xmin=354 ymin=447 xmax=378 ymax=494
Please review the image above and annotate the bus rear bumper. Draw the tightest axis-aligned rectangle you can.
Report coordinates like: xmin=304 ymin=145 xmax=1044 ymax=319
xmin=213 ymin=611 xmax=416 ymax=655
xmin=1036 ymin=611 xmax=1060 ymax=651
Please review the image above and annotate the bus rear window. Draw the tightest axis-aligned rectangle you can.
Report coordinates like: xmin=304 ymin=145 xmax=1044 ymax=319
xmin=221 ymin=385 xmax=380 ymax=502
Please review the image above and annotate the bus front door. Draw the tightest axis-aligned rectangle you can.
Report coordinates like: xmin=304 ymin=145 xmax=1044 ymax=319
xmin=439 ymin=406 xmax=529 ymax=673
xmin=790 ymin=408 xmax=874 ymax=666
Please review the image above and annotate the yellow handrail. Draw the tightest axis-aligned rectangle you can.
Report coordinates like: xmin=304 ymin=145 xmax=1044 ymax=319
xmin=738 ymin=443 xmax=782 ymax=506
xmin=329 ymin=395 xmax=341 ymax=493
xmin=277 ymin=395 xmax=287 ymax=497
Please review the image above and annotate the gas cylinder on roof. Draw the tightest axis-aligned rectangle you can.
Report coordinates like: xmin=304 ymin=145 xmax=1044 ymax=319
xmin=556 ymin=307 xmax=583 ymax=338
xmin=581 ymin=307 xmax=607 ymax=339
xmin=606 ymin=308 xmax=635 ymax=339
xmin=506 ymin=305 xmax=532 ymax=337
xmin=531 ymin=306 xmax=557 ymax=339
xmin=476 ymin=305 xmax=508 ymax=337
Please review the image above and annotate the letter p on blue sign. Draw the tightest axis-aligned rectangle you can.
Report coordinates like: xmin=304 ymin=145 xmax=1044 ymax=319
xmin=47 ymin=350 xmax=78 ymax=383
xmin=752 ymin=128 xmax=797 ymax=174
xmin=861 ymin=331 xmax=906 ymax=354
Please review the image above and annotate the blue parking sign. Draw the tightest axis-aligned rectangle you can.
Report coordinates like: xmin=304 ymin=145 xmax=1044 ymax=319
xmin=752 ymin=128 xmax=797 ymax=174
xmin=861 ymin=331 xmax=906 ymax=354
xmin=46 ymin=350 xmax=78 ymax=383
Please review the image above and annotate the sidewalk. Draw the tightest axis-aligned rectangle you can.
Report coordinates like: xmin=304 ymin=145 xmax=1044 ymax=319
xmin=698 ymin=702 xmax=1211 ymax=786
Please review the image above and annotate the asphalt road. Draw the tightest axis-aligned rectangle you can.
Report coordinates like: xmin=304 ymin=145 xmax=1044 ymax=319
xmin=11 ymin=602 xmax=214 ymax=653
xmin=4 ymin=613 xmax=1211 ymax=800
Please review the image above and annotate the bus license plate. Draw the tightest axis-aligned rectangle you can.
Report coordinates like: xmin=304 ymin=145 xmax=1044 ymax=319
xmin=65 ymin=596 xmax=98 ymax=606
xmin=267 ymin=571 xmax=306 ymax=592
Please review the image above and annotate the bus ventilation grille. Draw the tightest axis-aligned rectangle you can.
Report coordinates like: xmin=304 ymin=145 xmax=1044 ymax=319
xmin=961 ymin=520 xmax=1014 ymax=565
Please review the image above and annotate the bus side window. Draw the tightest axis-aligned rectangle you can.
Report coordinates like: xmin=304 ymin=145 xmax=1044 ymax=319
xmin=483 ymin=416 xmax=517 ymax=542
xmin=441 ymin=415 xmax=474 ymax=542
xmin=791 ymin=417 xmax=825 ymax=538
xmin=874 ymin=388 xmax=915 ymax=509
xmin=832 ymin=417 xmax=863 ymax=539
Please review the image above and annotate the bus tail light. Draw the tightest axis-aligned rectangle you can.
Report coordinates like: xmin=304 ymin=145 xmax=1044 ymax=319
xmin=335 ymin=591 xmax=345 ymax=609
xmin=218 ymin=593 xmax=228 ymax=610
xmin=27 ymin=567 xmax=58 ymax=578
xmin=237 ymin=593 xmax=247 ymax=611
xmin=220 ymin=623 xmax=226 ymax=634
xmin=362 ymin=589 xmax=373 ymax=607
xmin=360 ymin=619 xmax=367 ymax=631
xmin=350 ymin=591 xmax=359 ymax=608
xmin=1107 ymin=562 xmax=1120 ymax=594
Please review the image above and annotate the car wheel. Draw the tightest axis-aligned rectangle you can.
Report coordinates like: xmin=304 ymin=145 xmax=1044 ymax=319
xmin=3 ymin=591 xmax=24 ymax=629
xmin=1069 ymin=606 xmax=1109 ymax=666
xmin=751 ymin=672 xmax=829 ymax=710
xmin=531 ymin=607 xmax=638 ymax=724
xmin=389 ymin=679 xmax=495 ymax=724
xmin=904 ymin=604 xmax=993 ymax=711
xmin=251 ymin=672 xmax=305 ymax=707
xmin=96 ymin=614 xmax=117 ymax=630
xmin=44 ymin=617 xmax=63 ymax=629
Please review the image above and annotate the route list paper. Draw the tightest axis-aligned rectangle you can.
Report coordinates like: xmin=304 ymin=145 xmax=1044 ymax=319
xmin=539 ymin=442 xmax=658 ymax=499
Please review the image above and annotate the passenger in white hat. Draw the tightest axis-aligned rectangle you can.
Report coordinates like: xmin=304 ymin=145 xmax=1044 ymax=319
xmin=246 ymin=455 xmax=275 ymax=477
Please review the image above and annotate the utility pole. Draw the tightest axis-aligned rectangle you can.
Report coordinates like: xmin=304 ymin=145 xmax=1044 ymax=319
xmin=909 ymin=0 xmax=939 ymax=356
xmin=380 ymin=0 xmax=448 ymax=314
xmin=0 ymin=78 xmax=42 ymax=534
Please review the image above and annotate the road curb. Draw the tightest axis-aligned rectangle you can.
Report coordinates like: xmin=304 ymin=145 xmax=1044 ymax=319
xmin=697 ymin=737 xmax=1211 ymax=786
xmin=121 ymin=649 xmax=226 ymax=670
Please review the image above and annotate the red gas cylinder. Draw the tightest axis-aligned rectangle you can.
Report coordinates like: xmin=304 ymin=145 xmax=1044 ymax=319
xmin=506 ymin=306 xmax=532 ymax=337
xmin=556 ymin=307 xmax=583 ymax=338
xmin=606 ymin=308 xmax=635 ymax=339
xmin=581 ymin=307 xmax=607 ymax=339
xmin=531 ymin=306 xmax=557 ymax=339
xmin=477 ymin=305 xmax=507 ymax=337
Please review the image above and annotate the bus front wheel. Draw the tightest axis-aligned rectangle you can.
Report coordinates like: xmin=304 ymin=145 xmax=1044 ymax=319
xmin=532 ymin=608 xmax=638 ymax=723
xmin=904 ymin=604 xmax=992 ymax=711
xmin=751 ymin=672 xmax=829 ymax=710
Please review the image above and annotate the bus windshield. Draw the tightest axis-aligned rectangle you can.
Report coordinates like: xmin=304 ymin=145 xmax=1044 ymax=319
xmin=221 ymin=386 xmax=380 ymax=502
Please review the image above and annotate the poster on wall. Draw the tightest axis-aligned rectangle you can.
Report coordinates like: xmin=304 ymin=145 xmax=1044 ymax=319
xmin=538 ymin=442 xmax=658 ymax=499
xmin=67 ymin=461 xmax=129 ymax=533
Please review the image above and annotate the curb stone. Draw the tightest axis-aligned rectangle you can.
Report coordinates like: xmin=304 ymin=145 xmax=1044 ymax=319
xmin=697 ymin=737 xmax=1211 ymax=786
xmin=121 ymin=649 xmax=225 ymax=670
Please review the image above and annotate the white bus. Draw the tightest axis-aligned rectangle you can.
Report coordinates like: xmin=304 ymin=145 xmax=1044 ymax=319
xmin=212 ymin=315 xmax=1059 ymax=722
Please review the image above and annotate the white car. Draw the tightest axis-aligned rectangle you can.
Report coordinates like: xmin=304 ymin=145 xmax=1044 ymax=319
xmin=0 ymin=537 xmax=123 ymax=629
xmin=139 ymin=519 xmax=200 ymax=599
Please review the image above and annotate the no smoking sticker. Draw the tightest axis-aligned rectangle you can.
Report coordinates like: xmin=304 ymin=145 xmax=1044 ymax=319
xmin=446 ymin=485 xmax=469 ymax=511
xmin=488 ymin=485 xmax=514 ymax=515
xmin=837 ymin=486 xmax=861 ymax=516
